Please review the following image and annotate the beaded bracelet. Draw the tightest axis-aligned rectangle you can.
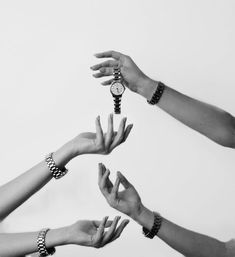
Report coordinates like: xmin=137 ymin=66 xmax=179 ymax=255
xmin=37 ymin=228 xmax=56 ymax=256
xmin=142 ymin=212 xmax=162 ymax=239
xmin=147 ymin=81 xmax=165 ymax=105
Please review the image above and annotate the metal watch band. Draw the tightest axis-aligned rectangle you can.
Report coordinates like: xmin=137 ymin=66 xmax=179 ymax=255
xmin=142 ymin=212 xmax=162 ymax=239
xmin=147 ymin=81 xmax=165 ymax=105
xmin=113 ymin=95 xmax=121 ymax=114
xmin=45 ymin=153 xmax=68 ymax=179
xmin=113 ymin=67 xmax=122 ymax=81
xmin=37 ymin=228 xmax=56 ymax=256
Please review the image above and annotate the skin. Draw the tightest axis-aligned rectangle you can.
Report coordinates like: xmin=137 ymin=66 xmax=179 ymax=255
xmin=98 ymin=163 xmax=232 ymax=257
xmin=0 ymin=115 xmax=132 ymax=257
xmin=91 ymin=50 xmax=235 ymax=148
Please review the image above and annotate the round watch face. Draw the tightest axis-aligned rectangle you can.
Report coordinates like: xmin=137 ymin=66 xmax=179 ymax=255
xmin=110 ymin=82 xmax=125 ymax=96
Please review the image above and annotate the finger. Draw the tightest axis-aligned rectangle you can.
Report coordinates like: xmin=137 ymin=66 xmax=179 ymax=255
xmin=101 ymin=78 xmax=114 ymax=86
xmin=105 ymin=113 xmax=114 ymax=149
xmin=102 ymin=216 xmax=121 ymax=244
xmin=95 ymin=116 xmax=104 ymax=146
xmin=93 ymin=216 xmax=108 ymax=245
xmin=117 ymin=171 xmax=132 ymax=189
xmin=111 ymin=175 xmax=121 ymax=198
xmin=98 ymin=163 xmax=106 ymax=184
xmin=92 ymin=68 xmax=113 ymax=78
xmin=99 ymin=169 xmax=112 ymax=196
xmin=122 ymin=124 xmax=133 ymax=143
xmin=110 ymin=117 xmax=127 ymax=150
xmin=90 ymin=60 xmax=119 ymax=71
xmin=99 ymin=163 xmax=114 ymax=189
xmin=110 ymin=219 xmax=130 ymax=242
xmin=94 ymin=50 xmax=122 ymax=60
xmin=93 ymin=220 xmax=112 ymax=228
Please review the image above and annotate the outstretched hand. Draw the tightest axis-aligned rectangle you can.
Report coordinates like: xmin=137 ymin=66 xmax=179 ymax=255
xmin=67 ymin=216 xmax=129 ymax=248
xmin=69 ymin=114 xmax=133 ymax=157
xmin=98 ymin=163 xmax=143 ymax=220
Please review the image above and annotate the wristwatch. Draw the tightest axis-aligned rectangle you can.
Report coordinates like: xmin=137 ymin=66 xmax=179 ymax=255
xmin=110 ymin=67 xmax=125 ymax=114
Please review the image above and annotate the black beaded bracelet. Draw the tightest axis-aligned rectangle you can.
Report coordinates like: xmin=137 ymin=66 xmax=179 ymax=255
xmin=147 ymin=81 xmax=165 ymax=105
xmin=142 ymin=212 xmax=162 ymax=239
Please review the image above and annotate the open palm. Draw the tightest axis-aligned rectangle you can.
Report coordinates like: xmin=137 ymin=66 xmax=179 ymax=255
xmin=67 ymin=217 xmax=129 ymax=248
xmin=70 ymin=220 xmax=99 ymax=246
xmin=69 ymin=115 xmax=133 ymax=156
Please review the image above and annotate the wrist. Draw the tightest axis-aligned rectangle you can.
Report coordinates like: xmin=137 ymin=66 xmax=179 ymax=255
xmin=53 ymin=142 xmax=74 ymax=168
xmin=137 ymin=77 xmax=158 ymax=101
xmin=46 ymin=226 xmax=71 ymax=247
xmin=132 ymin=205 xmax=155 ymax=231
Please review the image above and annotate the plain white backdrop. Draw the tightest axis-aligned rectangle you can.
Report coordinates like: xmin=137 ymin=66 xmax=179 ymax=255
xmin=0 ymin=0 xmax=235 ymax=256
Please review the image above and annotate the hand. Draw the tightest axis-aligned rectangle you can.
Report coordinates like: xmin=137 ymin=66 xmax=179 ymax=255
xmin=67 ymin=216 xmax=129 ymax=248
xmin=91 ymin=50 xmax=154 ymax=98
xmin=98 ymin=163 xmax=143 ymax=220
xmin=69 ymin=114 xmax=133 ymax=157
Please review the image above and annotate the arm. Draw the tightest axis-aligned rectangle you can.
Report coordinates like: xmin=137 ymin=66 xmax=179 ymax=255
xmin=0 ymin=115 xmax=133 ymax=221
xmin=91 ymin=51 xmax=235 ymax=148
xmin=98 ymin=164 xmax=230 ymax=257
xmin=0 ymin=216 xmax=129 ymax=257
xmin=135 ymin=207 xmax=226 ymax=257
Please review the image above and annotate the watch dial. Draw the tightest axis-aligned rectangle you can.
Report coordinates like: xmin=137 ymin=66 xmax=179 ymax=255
xmin=110 ymin=82 xmax=125 ymax=96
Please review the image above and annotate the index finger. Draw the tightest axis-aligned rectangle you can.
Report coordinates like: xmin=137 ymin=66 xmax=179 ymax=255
xmin=102 ymin=216 xmax=121 ymax=244
xmin=94 ymin=50 xmax=122 ymax=60
xmin=95 ymin=116 xmax=104 ymax=145
xmin=98 ymin=163 xmax=106 ymax=184
xmin=93 ymin=216 xmax=108 ymax=245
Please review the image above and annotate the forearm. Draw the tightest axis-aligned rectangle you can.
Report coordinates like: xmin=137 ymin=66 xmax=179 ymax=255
xmin=0 ymin=227 xmax=69 ymax=257
xmin=134 ymin=206 xmax=226 ymax=257
xmin=0 ymin=142 xmax=74 ymax=221
xmin=158 ymin=218 xmax=226 ymax=257
xmin=139 ymin=78 xmax=235 ymax=148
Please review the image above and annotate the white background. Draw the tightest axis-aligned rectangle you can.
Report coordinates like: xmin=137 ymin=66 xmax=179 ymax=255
xmin=0 ymin=1 xmax=235 ymax=256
